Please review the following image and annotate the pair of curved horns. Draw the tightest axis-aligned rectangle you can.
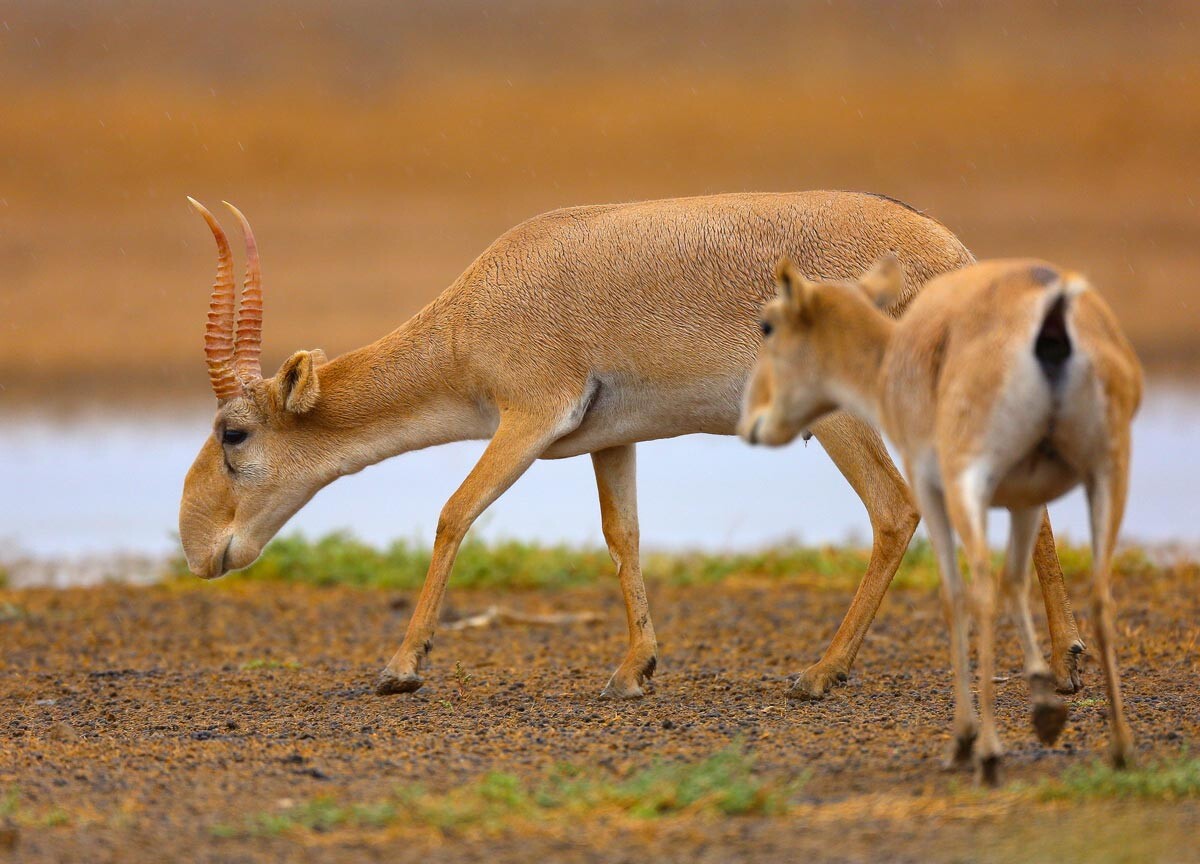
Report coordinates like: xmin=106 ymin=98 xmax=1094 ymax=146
xmin=187 ymin=197 xmax=263 ymax=401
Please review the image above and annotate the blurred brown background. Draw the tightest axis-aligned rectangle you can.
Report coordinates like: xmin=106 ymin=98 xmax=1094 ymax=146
xmin=2 ymin=0 xmax=1197 ymax=407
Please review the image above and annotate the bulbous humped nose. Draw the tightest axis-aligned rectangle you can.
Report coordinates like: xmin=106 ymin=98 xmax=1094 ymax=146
xmin=179 ymin=441 xmax=238 ymax=579
xmin=178 ymin=508 xmax=232 ymax=580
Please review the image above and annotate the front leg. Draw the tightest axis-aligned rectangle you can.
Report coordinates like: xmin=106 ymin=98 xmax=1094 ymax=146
xmin=591 ymin=444 xmax=658 ymax=699
xmin=376 ymin=411 xmax=560 ymax=695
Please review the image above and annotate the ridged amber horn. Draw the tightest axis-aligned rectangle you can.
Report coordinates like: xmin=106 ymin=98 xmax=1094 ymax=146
xmin=223 ymin=201 xmax=264 ymax=383
xmin=187 ymin=197 xmax=242 ymax=401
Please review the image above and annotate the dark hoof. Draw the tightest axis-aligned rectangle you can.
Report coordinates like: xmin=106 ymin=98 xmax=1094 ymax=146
xmin=1030 ymin=672 xmax=1069 ymax=744
xmin=1056 ymin=640 xmax=1086 ymax=694
xmin=1109 ymin=744 xmax=1135 ymax=771
xmin=977 ymin=754 xmax=1002 ymax=788
xmin=375 ymin=670 xmax=423 ymax=696
xmin=1032 ymin=698 xmax=1069 ymax=745
xmin=941 ymin=731 xmax=977 ymax=771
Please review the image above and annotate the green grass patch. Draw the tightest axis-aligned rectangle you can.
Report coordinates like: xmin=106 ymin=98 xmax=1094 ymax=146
xmin=0 ymin=789 xmax=17 ymax=821
xmin=170 ymin=532 xmax=616 ymax=591
xmin=0 ymin=788 xmax=72 ymax=829
xmin=213 ymin=745 xmax=804 ymax=837
xmin=1034 ymin=756 xmax=1200 ymax=801
xmin=1052 ymin=543 xmax=1160 ymax=583
xmin=166 ymin=530 xmax=1165 ymax=593
xmin=168 ymin=530 xmax=949 ymax=591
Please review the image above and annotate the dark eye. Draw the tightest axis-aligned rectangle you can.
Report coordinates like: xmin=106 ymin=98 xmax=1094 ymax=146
xmin=759 ymin=320 xmax=773 ymax=338
xmin=222 ymin=428 xmax=248 ymax=446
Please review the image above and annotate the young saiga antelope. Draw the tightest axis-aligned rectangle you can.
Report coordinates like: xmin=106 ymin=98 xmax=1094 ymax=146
xmin=178 ymin=192 xmax=1084 ymax=702
xmin=740 ymin=256 xmax=1142 ymax=783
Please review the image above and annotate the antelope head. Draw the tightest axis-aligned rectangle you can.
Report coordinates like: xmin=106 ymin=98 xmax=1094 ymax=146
xmin=738 ymin=254 xmax=904 ymax=447
xmin=179 ymin=199 xmax=332 ymax=579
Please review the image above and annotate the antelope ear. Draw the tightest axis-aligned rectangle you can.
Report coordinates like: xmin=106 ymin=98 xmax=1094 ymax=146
xmin=274 ymin=350 xmax=321 ymax=413
xmin=858 ymin=253 xmax=905 ymax=310
xmin=774 ymin=258 xmax=816 ymax=308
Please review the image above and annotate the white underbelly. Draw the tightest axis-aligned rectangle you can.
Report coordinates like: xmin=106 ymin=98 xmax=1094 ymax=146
xmin=992 ymin=448 xmax=1081 ymax=509
xmin=540 ymin=375 xmax=747 ymax=459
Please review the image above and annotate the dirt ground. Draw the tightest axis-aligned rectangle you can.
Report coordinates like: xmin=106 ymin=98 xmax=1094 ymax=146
xmin=2 ymin=568 xmax=1197 ymax=863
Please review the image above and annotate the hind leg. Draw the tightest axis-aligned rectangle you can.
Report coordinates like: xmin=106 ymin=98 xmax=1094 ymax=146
xmin=1086 ymin=439 xmax=1135 ymax=767
xmin=592 ymin=444 xmax=659 ymax=700
xmin=944 ymin=465 xmax=1004 ymax=786
xmin=1033 ymin=512 xmax=1087 ymax=693
xmin=914 ymin=475 xmax=978 ymax=770
xmin=790 ymin=413 xmax=919 ymax=698
xmin=1005 ymin=507 xmax=1068 ymax=746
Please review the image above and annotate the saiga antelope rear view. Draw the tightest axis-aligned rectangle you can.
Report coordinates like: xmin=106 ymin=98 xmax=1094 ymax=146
xmin=740 ymin=256 xmax=1142 ymax=781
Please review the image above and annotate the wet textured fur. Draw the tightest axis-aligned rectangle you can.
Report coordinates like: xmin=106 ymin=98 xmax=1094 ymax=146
xmin=179 ymin=191 xmax=1084 ymax=700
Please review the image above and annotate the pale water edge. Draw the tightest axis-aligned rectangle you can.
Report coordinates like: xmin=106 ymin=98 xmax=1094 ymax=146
xmin=1 ymin=386 xmax=1196 ymax=587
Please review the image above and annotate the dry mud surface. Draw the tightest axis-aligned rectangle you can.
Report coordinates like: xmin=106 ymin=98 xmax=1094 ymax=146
xmin=2 ymin=571 xmax=1198 ymax=863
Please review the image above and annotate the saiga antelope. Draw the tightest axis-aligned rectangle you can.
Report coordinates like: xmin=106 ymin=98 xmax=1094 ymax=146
xmin=740 ymin=256 xmax=1141 ymax=781
xmin=178 ymin=192 xmax=1085 ymax=700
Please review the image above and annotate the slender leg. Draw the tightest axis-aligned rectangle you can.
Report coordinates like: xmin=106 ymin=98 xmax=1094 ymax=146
xmin=592 ymin=444 xmax=659 ymax=699
xmin=945 ymin=469 xmax=1002 ymax=786
xmin=804 ymin=414 xmax=1082 ymax=696
xmin=1032 ymin=511 xmax=1087 ymax=693
xmin=376 ymin=411 xmax=562 ymax=695
xmin=914 ymin=475 xmax=977 ymax=770
xmin=1087 ymin=444 xmax=1135 ymax=767
xmin=1004 ymin=507 xmax=1068 ymax=745
xmin=790 ymin=412 xmax=920 ymax=698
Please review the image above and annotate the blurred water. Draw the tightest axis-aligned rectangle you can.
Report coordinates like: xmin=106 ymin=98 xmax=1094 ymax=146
xmin=1 ymin=386 xmax=1196 ymax=560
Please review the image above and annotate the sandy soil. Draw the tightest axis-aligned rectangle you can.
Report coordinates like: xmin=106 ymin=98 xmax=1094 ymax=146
xmin=2 ymin=567 xmax=1197 ymax=862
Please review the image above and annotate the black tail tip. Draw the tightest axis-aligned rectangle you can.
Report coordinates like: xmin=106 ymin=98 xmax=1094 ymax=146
xmin=1035 ymin=294 xmax=1072 ymax=381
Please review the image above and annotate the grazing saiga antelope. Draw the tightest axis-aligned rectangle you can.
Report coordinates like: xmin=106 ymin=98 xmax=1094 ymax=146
xmin=178 ymin=192 xmax=1085 ymax=700
xmin=739 ymin=256 xmax=1141 ymax=781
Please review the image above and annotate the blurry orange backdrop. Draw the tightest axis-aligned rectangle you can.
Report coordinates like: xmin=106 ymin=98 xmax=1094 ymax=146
xmin=2 ymin=0 xmax=1197 ymax=406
